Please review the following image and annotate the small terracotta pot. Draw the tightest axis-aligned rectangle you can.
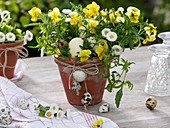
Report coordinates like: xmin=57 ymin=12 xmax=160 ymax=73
xmin=0 ymin=41 xmax=23 ymax=79
xmin=55 ymin=56 xmax=107 ymax=106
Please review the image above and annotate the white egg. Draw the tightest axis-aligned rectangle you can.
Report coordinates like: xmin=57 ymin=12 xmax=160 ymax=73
xmin=69 ymin=38 xmax=83 ymax=57
xmin=17 ymin=99 xmax=29 ymax=110
xmin=73 ymin=70 xmax=87 ymax=82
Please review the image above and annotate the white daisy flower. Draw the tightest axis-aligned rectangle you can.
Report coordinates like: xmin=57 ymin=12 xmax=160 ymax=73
xmin=57 ymin=110 xmax=64 ymax=120
xmin=24 ymin=35 xmax=27 ymax=45
xmin=112 ymin=45 xmax=123 ymax=55
xmin=45 ymin=110 xmax=54 ymax=118
xmin=1 ymin=10 xmax=10 ymax=21
xmin=40 ymin=47 xmax=45 ymax=58
xmin=62 ymin=9 xmax=71 ymax=14
xmin=0 ymin=32 xmax=6 ymax=42
xmin=65 ymin=18 xmax=72 ymax=22
xmin=106 ymin=32 xmax=117 ymax=42
xmin=65 ymin=109 xmax=71 ymax=119
xmin=25 ymin=30 xmax=33 ymax=41
xmin=6 ymin=32 xmax=16 ymax=41
xmin=101 ymin=28 xmax=111 ymax=37
xmin=116 ymin=17 xmax=125 ymax=23
xmin=50 ymin=103 xmax=59 ymax=113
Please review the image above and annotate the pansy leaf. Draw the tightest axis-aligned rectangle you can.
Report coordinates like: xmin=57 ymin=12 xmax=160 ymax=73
xmin=115 ymin=87 xmax=123 ymax=108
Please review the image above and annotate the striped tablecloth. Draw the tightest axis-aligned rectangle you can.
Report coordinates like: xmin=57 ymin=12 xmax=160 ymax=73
xmin=0 ymin=76 xmax=119 ymax=128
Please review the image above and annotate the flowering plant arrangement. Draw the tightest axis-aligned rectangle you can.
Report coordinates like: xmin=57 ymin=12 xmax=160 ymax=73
xmin=0 ymin=9 xmax=33 ymax=44
xmin=34 ymin=103 xmax=70 ymax=119
xmin=28 ymin=2 xmax=157 ymax=108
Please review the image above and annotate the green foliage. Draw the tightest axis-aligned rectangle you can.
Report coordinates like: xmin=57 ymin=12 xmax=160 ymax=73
xmin=0 ymin=0 xmax=167 ymax=55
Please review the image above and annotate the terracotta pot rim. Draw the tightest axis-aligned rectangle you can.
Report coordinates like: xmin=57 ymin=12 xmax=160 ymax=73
xmin=55 ymin=55 xmax=104 ymax=65
xmin=0 ymin=41 xmax=23 ymax=48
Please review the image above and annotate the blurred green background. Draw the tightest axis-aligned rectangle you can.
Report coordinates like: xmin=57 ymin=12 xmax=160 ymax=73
xmin=0 ymin=0 xmax=169 ymax=57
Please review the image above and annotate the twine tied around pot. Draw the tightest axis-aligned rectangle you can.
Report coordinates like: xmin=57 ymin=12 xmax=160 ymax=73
xmin=55 ymin=58 xmax=103 ymax=91
xmin=0 ymin=45 xmax=28 ymax=78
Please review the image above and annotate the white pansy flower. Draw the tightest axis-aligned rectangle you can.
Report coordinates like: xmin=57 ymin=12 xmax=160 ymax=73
xmin=112 ymin=45 xmax=123 ymax=55
xmin=1 ymin=10 xmax=10 ymax=21
xmin=88 ymin=37 xmax=96 ymax=48
xmin=106 ymin=32 xmax=117 ymax=42
xmin=25 ymin=30 xmax=33 ymax=41
xmin=116 ymin=17 xmax=125 ymax=23
xmin=117 ymin=7 xmax=124 ymax=12
xmin=65 ymin=18 xmax=71 ymax=22
xmin=40 ymin=47 xmax=45 ymax=58
xmin=57 ymin=110 xmax=64 ymax=120
xmin=53 ymin=8 xmax=60 ymax=15
xmin=79 ymin=26 xmax=86 ymax=30
xmin=45 ymin=110 xmax=54 ymax=118
xmin=101 ymin=28 xmax=111 ymax=37
xmin=79 ymin=26 xmax=86 ymax=38
xmin=66 ymin=109 xmax=71 ymax=119
xmin=6 ymin=32 xmax=16 ymax=41
xmin=62 ymin=9 xmax=71 ymax=14
xmin=69 ymin=11 xmax=78 ymax=17
xmin=50 ymin=103 xmax=59 ymax=113
xmin=0 ymin=32 xmax=6 ymax=42
xmin=24 ymin=35 xmax=27 ymax=45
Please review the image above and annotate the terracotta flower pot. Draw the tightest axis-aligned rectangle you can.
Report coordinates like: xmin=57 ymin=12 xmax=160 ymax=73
xmin=55 ymin=56 xmax=107 ymax=106
xmin=0 ymin=41 xmax=23 ymax=79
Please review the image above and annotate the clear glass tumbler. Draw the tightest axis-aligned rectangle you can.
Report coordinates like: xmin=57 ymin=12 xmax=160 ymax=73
xmin=145 ymin=32 xmax=170 ymax=96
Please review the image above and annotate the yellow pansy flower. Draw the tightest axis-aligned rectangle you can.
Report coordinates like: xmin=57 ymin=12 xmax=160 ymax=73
xmin=54 ymin=49 xmax=60 ymax=58
xmin=48 ymin=8 xmax=60 ymax=23
xmin=127 ymin=7 xmax=140 ymax=16
xmin=70 ymin=15 xmax=84 ymax=26
xmin=92 ymin=118 xmax=103 ymax=126
xmin=125 ymin=7 xmax=140 ymax=23
xmin=87 ymin=20 xmax=99 ymax=33
xmin=95 ymin=43 xmax=108 ymax=60
xmin=142 ymin=35 xmax=156 ymax=44
xmin=28 ymin=7 xmax=41 ymax=22
xmin=78 ymin=50 xmax=91 ymax=62
xmin=83 ymin=8 xmax=92 ymax=19
xmin=87 ymin=2 xmax=100 ymax=15
xmin=109 ymin=13 xmax=115 ymax=22
xmin=129 ymin=16 xmax=139 ymax=23
xmin=16 ymin=29 xmax=22 ymax=34
xmin=70 ymin=12 xmax=78 ymax=19
xmin=76 ymin=15 xmax=84 ymax=27
xmin=144 ymin=24 xmax=157 ymax=36
xmin=101 ymin=9 xmax=107 ymax=16
xmin=70 ymin=19 xmax=77 ymax=25
xmin=115 ymin=7 xmax=124 ymax=17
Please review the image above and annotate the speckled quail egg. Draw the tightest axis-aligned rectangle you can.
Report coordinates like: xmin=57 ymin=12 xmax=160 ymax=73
xmin=0 ymin=106 xmax=10 ymax=115
xmin=0 ymin=114 xmax=12 ymax=125
xmin=71 ymin=80 xmax=81 ymax=95
xmin=145 ymin=96 xmax=157 ymax=110
xmin=99 ymin=103 xmax=110 ymax=113
xmin=17 ymin=99 xmax=29 ymax=110
xmin=81 ymin=92 xmax=92 ymax=110
xmin=73 ymin=70 xmax=87 ymax=82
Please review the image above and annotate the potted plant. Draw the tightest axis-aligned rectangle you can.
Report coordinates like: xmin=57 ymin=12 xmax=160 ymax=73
xmin=27 ymin=2 xmax=157 ymax=108
xmin=0 ymin=9 xmax=33 ymax=79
